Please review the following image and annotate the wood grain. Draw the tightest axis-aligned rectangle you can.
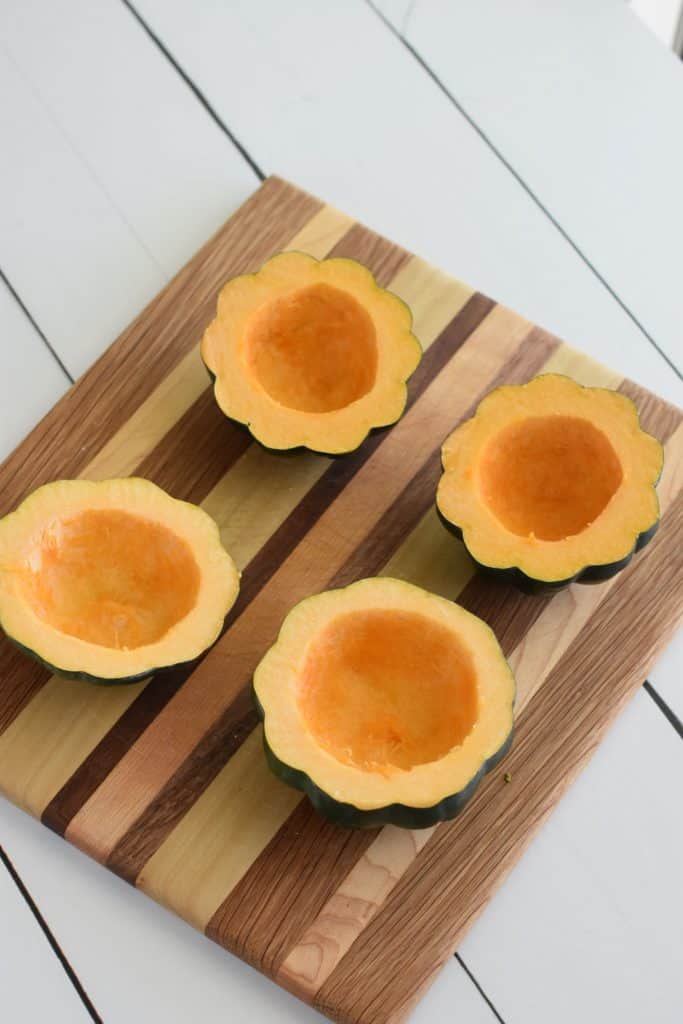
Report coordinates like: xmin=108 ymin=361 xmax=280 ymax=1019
xmin=0 ymin=178 xmax=680 ymax=1024
xmin=65 ymin=266 xmax=484 ymax=871
xmin=316 ymin=486 xmax=683 ymax=1024
xmin=270 ymin=360 xmax=683 ymax=1015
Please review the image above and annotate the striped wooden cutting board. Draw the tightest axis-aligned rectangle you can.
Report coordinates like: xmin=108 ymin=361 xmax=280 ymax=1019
xmin=0 ymin=177 xmax=681 ymax=1024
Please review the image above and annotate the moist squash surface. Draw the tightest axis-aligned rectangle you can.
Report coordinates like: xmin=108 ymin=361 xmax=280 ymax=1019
xmin=254 ymin=577 xmax=515 ymax=829
xmin=201 ymin=251 xmax=421 ymax=454
xmin=437 ymin=374 xmax=663 ymax=591
xmin=0 ymin=478 xmax=239 ymax=684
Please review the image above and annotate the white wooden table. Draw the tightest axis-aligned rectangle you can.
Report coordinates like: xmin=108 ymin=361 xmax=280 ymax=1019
xmin=1 ymin=2 xmax=681 ymax=1022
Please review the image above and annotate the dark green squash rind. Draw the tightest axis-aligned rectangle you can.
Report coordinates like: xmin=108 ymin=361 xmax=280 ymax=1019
xmin=202 ymin=357 xmax=396 ymax=458
xmin=6 ymin=634 xmax=203 ymax=686
xmin=436 ymin=506 xmax=660 ymax=595
xmin=254 ymin=686 xmax=514 ymax=829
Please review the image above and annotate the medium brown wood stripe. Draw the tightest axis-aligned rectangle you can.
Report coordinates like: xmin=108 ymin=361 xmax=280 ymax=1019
xmin=327 ymin=223 xmax=411 ymax=286
xmin=96 ymin=295 xmax=500 ymax=880
xmin=0 ymin=177 xmax=322 ymax=737
xmin=316 ymin=486 xmax=683 ymax=1024
xmin=206 ymin=800 xmax=381 ymax=976
xmin=37 ymin=231 xmax=422 ymax=840
xmin=618 ymin=378 xmax=682 ymax=441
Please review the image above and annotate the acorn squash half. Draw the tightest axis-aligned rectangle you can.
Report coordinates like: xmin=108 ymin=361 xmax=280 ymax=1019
xmin=201 ymin=251 xmax=421 ymax=454
xmin=253 ymin=578 xmax=515 ymax=829
xmin=0 ymin=478 xmax=239 ymax=684
xmin=437 ymin=374 xmax=663 ymax=592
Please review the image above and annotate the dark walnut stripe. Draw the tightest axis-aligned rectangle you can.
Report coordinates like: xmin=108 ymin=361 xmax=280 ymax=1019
xmin=0 ymin=651 xmax=50 ymax=736
xmin=0 ymin=177 xmax=322 ymax=739
xmin=203 ymin=323 xmax=556 ymax=963
xmin=103 ymin=293 xmax=497 ymax=882
xmin=42 ymin=671 xmax=188 ymax=834
xmin=207 ymin=800 xmax=381 ymax=975
xmin=39 ymin=222 xmax=416 ymax=837
xmin=316 ymin=487 xmax=683 ymax=1024
xmin=327 ymin=222 xmax=411 ymax=286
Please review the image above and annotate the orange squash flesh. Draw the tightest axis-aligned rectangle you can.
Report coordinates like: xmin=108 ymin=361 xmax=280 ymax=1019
xmin=19 ymin=510 xmax=201 ymax=650
xmin=245 ymin=283 xmax=378 ymax=413
xmin=298 ymin=609 xmax=478 ymax=772
xmin=479 ymin=415 xmax=624 ymax=541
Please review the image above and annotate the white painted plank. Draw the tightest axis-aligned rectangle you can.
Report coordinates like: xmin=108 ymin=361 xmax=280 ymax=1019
xmin=0 ymin=854 xmax=91 ymax=1023
xmin=131 ymin=0 xmax=683 ymax=407
xmin=380 ymin=0 xmax=683 ymax=377
xmin=0 ymin=280 xmax=69 ymax=459
xmin=0 ymin=0 xmax=257 ymax=278
xmin=0 ymin=47 xmax=163 ymax=379
xmin=649 ymin=627 xmax=683 ymax=721
xmin=0 ymin=798 xmax=493 ymax=1024
xmin=631 ymin=0 xmax=683 ymax=47
xmin=459 ymin=688 xmax=683 ymax=1024
xmin=0 ymin=0 xmax=256 ymax=377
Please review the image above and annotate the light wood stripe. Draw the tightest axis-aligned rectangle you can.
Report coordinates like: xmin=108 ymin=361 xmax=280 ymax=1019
xmin=268 ymin=374 xmax=683 ymax=1000
xmin=388 ymin=257 xmax=474 ymax=346
xmin=278 ymin=826 xmax=435 ymax=1000
xmin=0 ymin=196 xmax=353 ymax=808
xmin=380 ymin=506 xmax=475 ymax=601
xmin=0 ymin=680 xmax=146 ymax=817
xmin=203 ymin=447 xmax=331 ymax=570
xmin=540 ymin=343 xmax=622 ymax=388
xmin=66 ymin=287 xmax=504 ymax=873
xmin=286 ymin=204 xmax=356 ymax=259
